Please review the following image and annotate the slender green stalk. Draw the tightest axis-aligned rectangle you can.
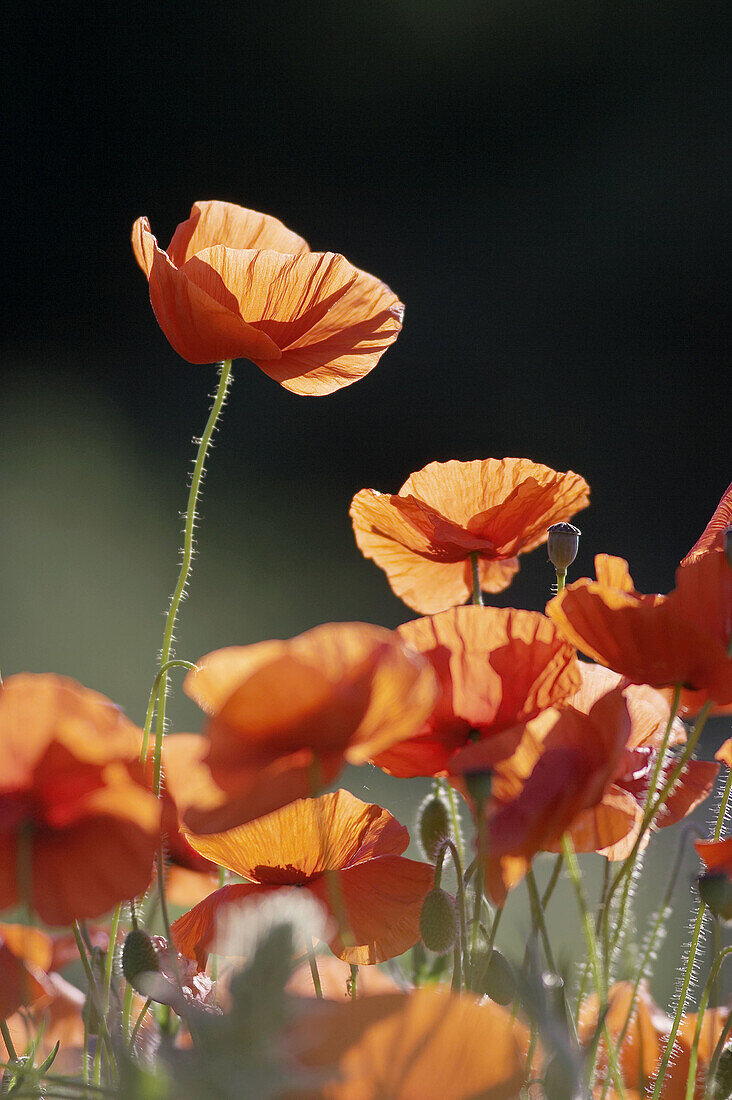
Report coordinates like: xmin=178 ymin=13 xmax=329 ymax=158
xmin=152 ymin=359 xmax=233 ymax=797
xmin=485 ymin=904 xmax=503 ymax=955
xmin=562 ymin=835 xmax=626 ymax=1099
xmin=443 ymin=782 xmax=466 ymax=867
xmin=435 ymin=838 xmax=468 ymax=990
xmin=307 ymin=938 xmax=323 ymax=999
xmin=93 ymin=903 xmax=121 ymax=1086
xmin=0 ymin=1021 xmax=18 ymax=1062
xmin=129 ymin=998 xmax=152 ymax=1050
xmin=470 ymin=552 xmax=484 ymax=606
xmin=139 ymin=660 xmax=197 ymax=765
xmin=555 ymin=569 xmax=567 ymax=593
xmin=526 ymin=868 xmax=558 ymax=974
xmin=542 ymin=854 xmax=564 ymax=908
xmin=349 ymin=965 xmax=358 ymax=999
xmin=713 ymin=766 xmax=732 ymax=841
xmin=684 ymin=947 xmax=732 ymax=1100
xmin=706 ymin=1008 xmax=732 ymax=1099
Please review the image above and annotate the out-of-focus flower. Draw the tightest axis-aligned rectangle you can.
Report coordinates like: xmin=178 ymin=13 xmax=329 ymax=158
xmin=3 ymin=971 xmax=86 ymax=1076
xmin=580 ymin=983 xmax=731 ymax=1100
xmin=0 ymin=674 xmax=161 ymax=925
xmin=371 ymin=606 xmax=580 ymax=778
xmin=171 ymin=790 xmax=434 ymax=968
xmin=546 ymin=553 xmax=732 ymax=708
xmin=170 ymin=624 xmax=437 ymax=834
xmin=132 ymin=200 xmax=403 ymax=394
xmin=0 ymin=923 xmax=53 ymax=1019
xmin=350 ymin=458 xmax=589 ymax=613
xmin=682 ymin=482 xmax=732 ymax=564
xmin=286 ymin=987 xmax=528 ymax=1099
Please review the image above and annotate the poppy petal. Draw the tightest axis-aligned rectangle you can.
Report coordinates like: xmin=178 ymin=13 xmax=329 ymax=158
xmin=166 ymin=200 xmax=310 ymax=266
xmin=682 ymin=482 xmax=732 ymax=565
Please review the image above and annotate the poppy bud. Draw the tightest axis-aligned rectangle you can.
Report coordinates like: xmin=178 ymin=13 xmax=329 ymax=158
xmin=463 ymin=769 xmax=492 ymax=807
xmin=712 ymin=1046 xmax=732 ymax=1100
xmin=419 ymin=888 xmax=458 ymax=954
xmin=698 ymin=873 xmax=732 ymax=921
xmin=417 ymin=794 xmax=451 ymax=862
xmin=471 ymin=948 xmax=517 ymax=1005
xmin=547 ymin=523 xmax=581 ymax=573
xmin=725 ymin=526 xmax=732 ymax=569
xmin=122 ymin=927 xmax=160 ymax=990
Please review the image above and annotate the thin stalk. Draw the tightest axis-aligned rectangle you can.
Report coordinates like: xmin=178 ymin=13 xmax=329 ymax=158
xmin=713 ymin=766 xmax=732 ymax=841
xmin=562 ymin=835 xmax=625 ymax=1099
xmin=139 ymin=660 xmax=197 ymax=765
xmin=93 ymin=903 xmax=121 ymax=1086
xmin=684 ymin=947 xmax=732 ymax=1100
xmin=526 ymin=868 xmax=558 ymax=974
xmin=706 ymin=1008 xmax=732 ymax=1099
xmin=0 ymin=1021 xmax=18 ymax=1062
xmin=485 ymin=904 xmax=503 ymax=955
xmin=470 ymin=552 xmax=484 ymax=606
xmin=435 ymin=839 xmax=468 ymax=992
xmin=444 ymin=782 xmax=466 ymax=867
xmin=129 ymin=998 xmax=152 ymax=1050
xmin=542 ymin=854 xmax=564 ymax=908
xmin=306 ymin=938 xmax=323 ymax=999
xmin=152 ymin=359 xmax=232 ymax=797
xmin=555 ymin=569 xmax=567 ymax=593
xmin=349 ymin=965 xmax=358 ymax=999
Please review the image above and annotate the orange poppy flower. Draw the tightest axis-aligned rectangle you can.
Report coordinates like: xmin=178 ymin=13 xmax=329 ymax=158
xmin=580 ymin=982 xmax=730 ymax=1100
xmin=287 ymin=988 xmax=528 ymax=1100
xmin=695 ymin=834 xmax=732 ymax=877
xmin=371 ymin=606 xmax=580 ymax=778
xmin=472 ymin=687 xmax=638 ymax=903
xmin=0 ymin=923 xmax=53 ymax=1019
xmin=682 ymin=481 xmax=732 ymax=564
xmin=350 ymin=458 xmax=590 ymax=614
xmin=132 ymin=199 xmax=404 ymax=395
xmin=0 ymin=673 xmax=161 ymax=925
xmin=174 ymin=623 xmax=437 ymax=834
xmin=546 ymin=553 xmax=732 ymax=707
xmin=171 ymin=790 xmax=434 ymax=967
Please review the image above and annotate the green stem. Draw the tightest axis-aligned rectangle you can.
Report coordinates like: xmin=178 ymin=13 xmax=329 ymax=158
xmin=307 ymin=938 xmax=323 ymax=999
xmin=713 ymin=766 xmax=732 ymax=841
xmin=129 ymin=998 xmax=152 ymax=1050
xmin=435 ymin=839 xmax=468 ymax=992
xmin=93 ymin=903 xmax=121 ymax=1086
xmin=470 ymin=552 xmax=484 ymax=606
xmin=0 ymin=1021 xmax=17 ymax=1062
xmin=152 ymin=359 xmax=232 ymax=798
xmin=443 ymin=782 xmax=465 ymax=868
xmin=542 ymin=854 xmax=564 ymax=908
xmin=706 ymin=1008 xmax=732 ymax=1099
xmin=139 ymin=660 xmax=197 ymax=766
xmin=684 ymin=947 xmax=732 ymax=1100
xmin=526 ymin=867 xmax=558 ymax=974
xmin=562 ymin=835 xmax=625 ymax=1099
xmin=555 ymin=569 xmax=567 ymax=593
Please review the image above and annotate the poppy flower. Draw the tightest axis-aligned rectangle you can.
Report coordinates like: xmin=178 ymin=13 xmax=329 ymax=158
xmin=132 ymin=200 xmax=404 ymax=395
xmin=469 ymin=687 xmax=638 ymax=903
xmin=0 ymin=923 xmax=53 ymax=1019
xmin=350 ymin=457 xmax=590 ymax=614
xmin=370 ymin=606 xmax=580 ymax=779
xmin=682 ymin=481 xmax=732 ymax=564
xmin=695 ymin=835 xmax=732 ymax=877
xmin=0 ymin=673 xmax=161 ymax=925
xmin=170 ymin=790 xmax=434 ymax=967
xmin=172 ymin=623 xmax=438 ymax=834
xmin=3 ymin=971 xmax=88 ymax=1076
xmin=546 ymin=552 xmax=732 ymax=707
xmin=287 ymin=987 xmax=528 ymax=1100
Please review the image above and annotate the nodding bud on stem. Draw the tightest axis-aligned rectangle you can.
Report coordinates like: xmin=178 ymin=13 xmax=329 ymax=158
xmin=419 ymin=888 xmax=458 ymax=954
xmin=122 ymin=927 xmax=160 ymax=991
xmin=547 ymin=522 xmax=581 ymax=573
xmin=417 ymin=794 xmax=451 ymax=862
xmin=724 ymin=526 xmax=732 ymax=569
xmin=698 ymin=873 xmax=732 ymax=921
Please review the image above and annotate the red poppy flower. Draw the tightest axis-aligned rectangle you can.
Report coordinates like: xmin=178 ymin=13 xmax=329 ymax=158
xmin=0 ymin=674 xmax=161 ymax=925
xmin=350 ymin=458 xmax=590 ymax=613
xmin=0 ymin=923 xmax=53 ymax=1019
xmin=288 ymin=988 xmax=529 ymax=1100
xmin=682 ymin=481 xmax=732 ymax=564
xmin=546 ymin=553 xmax=732 ymax=707
xmin=371 ymin=606 xmax=580 ymax=778
xmin=132 ymin=200 xmax=403 ymax=395
xmin=171 ymin=790 xmax=434 ymax=967
xmin=174 ymin=623 xmax=437 ymax=834
xmin=695 ymin=835 xmax=732 ymax=877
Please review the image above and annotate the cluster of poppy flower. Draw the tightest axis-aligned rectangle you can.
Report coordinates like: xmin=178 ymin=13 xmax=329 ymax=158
xmin=1 ymin=200 xmax=730 ymax=1099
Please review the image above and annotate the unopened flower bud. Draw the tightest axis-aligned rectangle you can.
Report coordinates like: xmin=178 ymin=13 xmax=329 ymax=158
xmin=472 ymin=948 xmax=516 ymax=1005
xmin=698 ymin=873 xmax=732 ymax=921
xmin=417 ymin=794 xmax=451 ymax=862
xmin=122 ymin=927 xmax=160 ymax=990
xmin=724 ymin=526 xmax=732 ymax=569
xmin=419 ymin=888 xmax=458 ymax=954
xmin=547 ymin=523 xmax=581 ymax=573
xmin=463 ymin=769 xmax=492 ymax=807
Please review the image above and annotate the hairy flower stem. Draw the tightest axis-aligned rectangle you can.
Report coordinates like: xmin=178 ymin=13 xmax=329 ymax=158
xmin=0 ymin=1021 xmax=18 ymax=1063
xmin=562 ymin=835 xmax=625 ymax=1099
xmin=139 ymin=659 xmax=197 ymax=766
xmin=93 ymin=903 xmax=122 ymax=1086
xmin=707 ymin=1009 xmax=732 ymax=1099
xmin=651 ymin=734 xmax=727 ymax=1100
xmin=684 ymin=947 xmax=732 ymax=1100
xmin=598 ymin=823 xmax=697 ymax=1100
xmin=152 ymin=359 xmax=232 ymax=798
xmin=307 ymin=937 xmax=323 ymax=999
xmin=526 ymin=868 xmax=558 ymax=975
xmin=435 ymin=839 xmax=468 ymax=991
xmin=442 ymin=780 xmax=465 ymax=868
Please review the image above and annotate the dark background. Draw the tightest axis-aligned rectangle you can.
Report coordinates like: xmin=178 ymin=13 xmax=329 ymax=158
xmin=2 ymin=0 xmax=730 ymax=997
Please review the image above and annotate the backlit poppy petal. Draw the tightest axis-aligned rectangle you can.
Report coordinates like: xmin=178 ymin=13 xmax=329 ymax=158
xmin=171 ymin=881 xmax=267 ymax=967
xmin=682 ymin=482 xmax=732 ymax=565
xmin=0 ymin=924 xmax=54 ymax=1018
xmin=351 ymin=458 xmax=589 ymax=614
xmin=310 ymin=855 xmax=434 ymax=964
xmin=716 ymin=739 xmax=732 ymax=767
xmin=695 ymin=835 xmax=732 ymax=876
xmin=166 ymin=200 xmax=310 ymax=265
xmin=290 ymin=988 xmax=528 ymax=1100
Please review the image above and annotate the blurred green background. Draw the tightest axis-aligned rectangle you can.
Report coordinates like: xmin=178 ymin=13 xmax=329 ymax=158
xmin=3 ymin=0 xmax=730 ymax=1010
